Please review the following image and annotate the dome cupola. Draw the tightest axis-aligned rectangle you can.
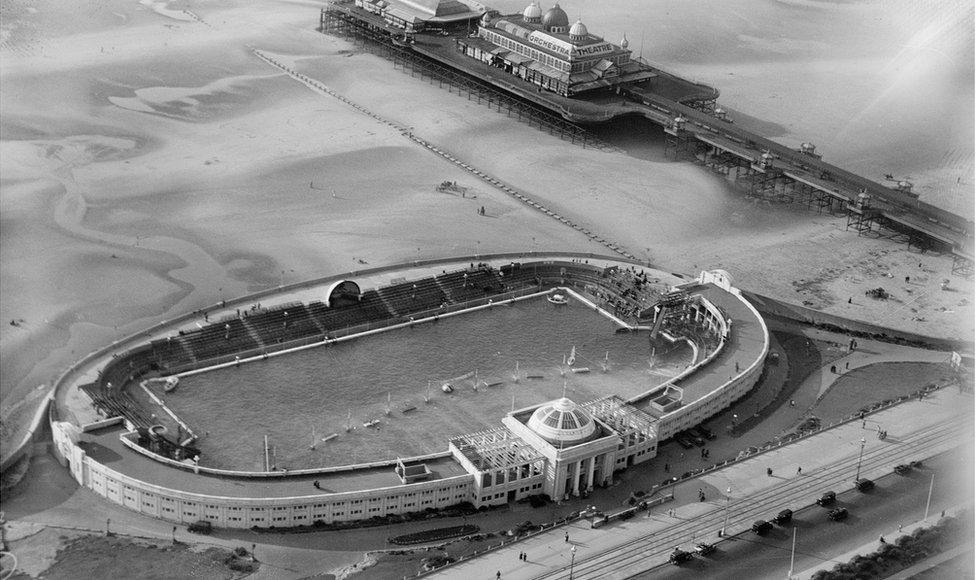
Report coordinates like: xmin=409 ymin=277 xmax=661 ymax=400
xmin=620 ymin=33 xmax=629 ymax=49
xmin=542 ymin=3 xmax=569 ymax=32
xmin=569 ymin=18 xmax=587 ymax=41
xmin=526 ymin=397 xmax=598 ymax=447
xmin=523 ymin=2 xmax=542 ymax=23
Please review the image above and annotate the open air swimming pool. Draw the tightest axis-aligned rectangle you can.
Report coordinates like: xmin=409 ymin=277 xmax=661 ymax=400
xmin=151 ymin=295 xmax=692 ymax=470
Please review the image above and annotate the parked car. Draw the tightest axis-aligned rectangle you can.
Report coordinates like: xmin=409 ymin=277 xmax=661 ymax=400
xmin=909 ymin=460 xmax=925 ymax=470
xmin=694 ymin=542 xmax=717 ymax=556
xmin=674 ymin=433 xmax=695 ymax=449
xmin=773 ymin=509 xmax=793 ymax=525
xmin=816 ymin=491 xmax=837 ymax=506
xmin=691 ymin=425 xmax=716 ymax=440
xmin=828 ymin=508 xmax=849 ymax=521
xmin=893 ymin=464 xmax=912 ymax=475
xmin=669 ymin=549 xmax=693 ymax=565
xmin=187 ymin=520 xmax=213 ymax=534
xmin=855 ymin=478 xmax=875 ymax=492
xmin=752 ymin=520 xmax=773 ymax=535
xmin=681 ymin=430 xmax=706 ymax=447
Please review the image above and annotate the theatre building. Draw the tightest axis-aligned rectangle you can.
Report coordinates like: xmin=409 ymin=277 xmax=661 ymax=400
xmin=456 ymin=2 xmax=654 ymax=96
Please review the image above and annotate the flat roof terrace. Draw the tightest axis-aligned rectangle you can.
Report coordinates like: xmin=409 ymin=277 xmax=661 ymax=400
xmin=633 ymin=282 xmax=768 ymax=409
xmin=79 ymin=425 xmax=468 ymax=498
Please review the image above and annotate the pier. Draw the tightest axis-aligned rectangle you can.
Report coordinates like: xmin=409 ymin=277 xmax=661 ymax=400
xmin=319 ymin=2 xmax=974 ymax=277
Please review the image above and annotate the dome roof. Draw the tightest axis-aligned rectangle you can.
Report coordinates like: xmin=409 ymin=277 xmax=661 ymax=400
xmin=542 ymin=3 xmax=569 ymax=30
xmin=569 ymin=19 xmax=587 ymax=38
xmin=523 ymin=2 xmax=542 ymax=20
xmin=526 ymin=398 xmax=598 ymax=446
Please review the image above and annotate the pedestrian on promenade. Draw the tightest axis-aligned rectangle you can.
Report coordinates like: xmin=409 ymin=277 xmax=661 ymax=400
xmin=879 ymin=536 xmax=886 ymax=544
xmin=830 ymin=364 xmax=837 ymax=374
xmin=846 ymin=361 xmax=849 ymax=370
xmin=496 ymin=570 xmax=501 ymax=579
xmin=797 ymin=466 xmax=802 ymax=475
xmin=565 ymin=532 xmax=569 ymax=543
xmin=767 ymin=467 xmax=773 ymax=477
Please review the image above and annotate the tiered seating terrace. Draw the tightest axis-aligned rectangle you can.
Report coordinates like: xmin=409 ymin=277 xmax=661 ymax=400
xmin=182 ymin=318 xmax=260 ymax=363
xmin=376 ymin=276 xmax=447 ymax=317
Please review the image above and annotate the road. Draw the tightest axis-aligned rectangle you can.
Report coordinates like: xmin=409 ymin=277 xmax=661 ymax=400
xmin=431 ymin=387 xmax=972 ymax=580
xmin=529 ymin=415 xmax=969 ymax=580
xmin=633 ymin=440 xmax=974 ymax=579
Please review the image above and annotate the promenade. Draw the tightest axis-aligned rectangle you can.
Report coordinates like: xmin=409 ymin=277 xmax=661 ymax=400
xmin=428 ymin=385 xmax=972 ymax=580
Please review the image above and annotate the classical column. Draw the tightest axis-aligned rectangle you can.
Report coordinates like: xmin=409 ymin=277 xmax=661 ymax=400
xmin=586 ymin=456 xmax=596 ymax=491
xmin=572 ymin=460 xmax=582 ymax=496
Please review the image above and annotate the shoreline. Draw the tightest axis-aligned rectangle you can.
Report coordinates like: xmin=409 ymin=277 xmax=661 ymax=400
xmin=1 ymin=0 xmax=972 ymax=469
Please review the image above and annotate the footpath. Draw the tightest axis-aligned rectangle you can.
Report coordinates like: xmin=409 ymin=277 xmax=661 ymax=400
xmin=427 ymin=386 xmax=973 ymax=580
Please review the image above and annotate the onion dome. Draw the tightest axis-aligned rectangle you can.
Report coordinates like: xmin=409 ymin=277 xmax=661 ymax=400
xmin=569 ymin=19 xmax=587 ymax=41
xmin=542 ymin=3 xmax=569 ymax=32
xmin=620 ymin=33 xmax=629 ymax=49
xmin=526 ymin=398 xmax=598 ymax=446
xmin=523 ymin=2 xmax=542 ymax=23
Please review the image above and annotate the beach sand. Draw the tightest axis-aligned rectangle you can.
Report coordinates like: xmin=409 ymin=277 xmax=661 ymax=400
xmin=1 ymin=0 xmax=972 ymax=448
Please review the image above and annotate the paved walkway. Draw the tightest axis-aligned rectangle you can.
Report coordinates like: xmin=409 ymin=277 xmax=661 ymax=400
xmin=427 ymin=387 xmax=973 ymax=579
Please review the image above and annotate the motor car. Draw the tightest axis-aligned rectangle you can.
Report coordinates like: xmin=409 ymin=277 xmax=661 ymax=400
xmin=187 ymin=520 xmax=213 ymax=534
xmin=694 ymin=542 xmax=716 ymax=556
xmin=669 ymin=549 xmax=693 ymax=565
xmin=752 ymin=520 xmax=773 ymax=535
xmin=674 ymin=433 xmax=695 ymax=449
xmin=855 ymin=478 xmax=875 ymax=492
xmin=691 ymin=425 xmax=716 ymax=440
xmin=773 ymin=509 xmax=793 ymax=525
xmin=828 ymin=508 xmax=849 ymax=521
xmin=816 ymin=491 xmax=836 ymax=506
xmin=893 ymin=464 xmax=911 ymax=475
xmin=681 ymin=430 xmax=706 ymax=447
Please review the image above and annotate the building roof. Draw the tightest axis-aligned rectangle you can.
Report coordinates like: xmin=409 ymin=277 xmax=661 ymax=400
xmin=382 ymin=0 xmax=485 ymax=24
xmin=526 ymin=397 xmax=598 ymax=446
xmin=541 ymin=3 xmax=569 ymax=29
xmin=522 ymin=1 xmax=542 ymax=21
xmin=400 ymin=0 xmax=472 ymax=16
xmin=569 ymin=19 xmax=587 ymax=39
xmin=487 ymin=15 xmax=623 ymax=62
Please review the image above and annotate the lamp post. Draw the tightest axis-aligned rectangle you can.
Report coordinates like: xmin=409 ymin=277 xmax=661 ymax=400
xmin=569 ymin=545 xmax=577 ymax=580
xmin=721 ymin=486 xmax=732 ymax=536
xmin=854 ymin=437 xmax=866 ymax=483
xmin=787 ymin=526 xmax=797 ymax=579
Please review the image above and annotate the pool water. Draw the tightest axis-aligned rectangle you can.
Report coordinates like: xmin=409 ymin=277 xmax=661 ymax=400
xmin=160 ymin=296 xmax=691 ymax=470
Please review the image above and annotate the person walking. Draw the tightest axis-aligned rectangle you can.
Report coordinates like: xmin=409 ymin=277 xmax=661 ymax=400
xmin=565 ymin=531 xmax=569 ymax=543
xmin=797 ymin=466 xmax=802 ymax=475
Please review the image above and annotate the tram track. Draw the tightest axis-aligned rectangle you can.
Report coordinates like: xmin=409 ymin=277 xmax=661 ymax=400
xmin=530 ymin=413 xmax=972 ymax=580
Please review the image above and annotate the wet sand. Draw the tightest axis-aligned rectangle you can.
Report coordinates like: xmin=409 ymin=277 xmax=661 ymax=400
xmin=1 ymin=0 xmax=972 ymax=453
